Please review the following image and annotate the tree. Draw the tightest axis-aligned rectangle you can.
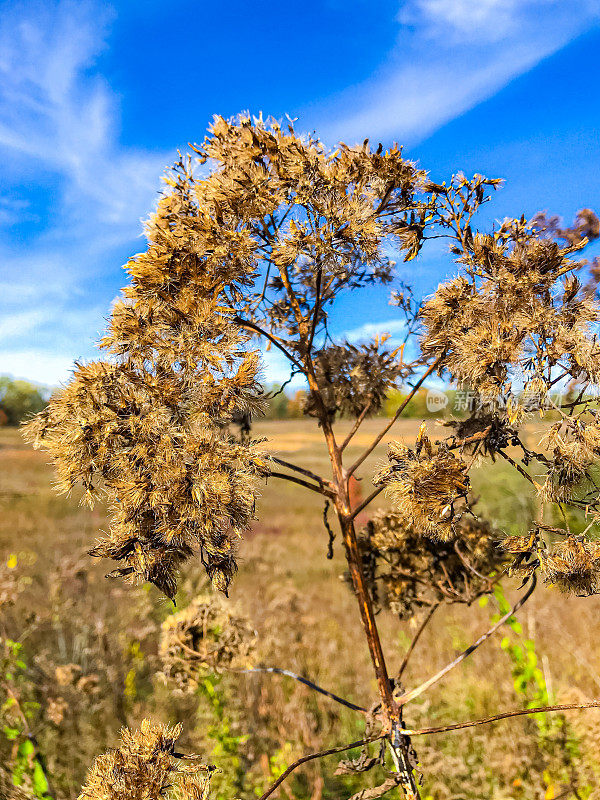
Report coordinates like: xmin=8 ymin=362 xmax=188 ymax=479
xmin=0 ymin=377 xmax=47 ymax=426
xmin=23 ymin=115 xmax=600 ymax=799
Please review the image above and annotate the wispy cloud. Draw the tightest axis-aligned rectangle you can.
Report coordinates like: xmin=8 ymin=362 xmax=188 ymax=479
xmin=0 ymin=0 xmax=170 ymax=385
xmin=318 ymin=0 xmax=600 ymax=144
xmin=344 ymin=319 xmax=406 ymax=343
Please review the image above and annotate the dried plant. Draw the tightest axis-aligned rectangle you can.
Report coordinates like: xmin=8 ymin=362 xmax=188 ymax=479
xmin=358 ymin=510 xmax=504 ymax=618
xmin=22 ymin=115 xmax=600 ymax=798
xmin=373 ymin=426 xmax=469 ymax=539
xmin=78 ymin=719 xmax=213 ymax=800
xmin=160 ymin=593 xmax=256 ymax=690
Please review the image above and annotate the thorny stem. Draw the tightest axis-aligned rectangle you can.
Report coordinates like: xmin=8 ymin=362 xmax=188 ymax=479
xmin=257 ymin=734 xmax=385 ymax=800
xmin=398 ymin=575 xmax=537 ymax=707
xmin=347 ymin=359 xmax=442 ymax=479
xmin=401 ymin=700 xmax=600 ymax=737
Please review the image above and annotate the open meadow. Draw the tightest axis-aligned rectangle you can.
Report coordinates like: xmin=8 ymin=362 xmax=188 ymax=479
xmin=2 ymin=419 xmax=600 ymax=799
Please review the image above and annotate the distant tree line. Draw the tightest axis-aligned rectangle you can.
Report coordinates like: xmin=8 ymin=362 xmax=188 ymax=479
xmin=0 ymin=376 xmax=48 ymax=426
xmin=0 ymin=375 xmax=573 ymax=426
xmin=262 ymin=384 xmax=572 ymax=420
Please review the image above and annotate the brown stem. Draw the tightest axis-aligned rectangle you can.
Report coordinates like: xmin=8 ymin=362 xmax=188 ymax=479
xmin=497 ymin=449 xmax=542 ymax=490
xmin=396 ymin=603 xmax=440 ymax=682
xmin=233 ymin=316 xmax=305 ymax=372
xmin=340 ymin=400 xmax=373 ymax=452
xmin=351 ymin=485 xmax=385 ymax=520
xmin=271 ymin=261 xmax=420 ymax=796
xmin=399 ymin=575 xmax=536 ymax=706
xmin=268 ymin=470 xmax=333 ymax=497
xmin=237 ymin=667 xmax=366 ymax=713
xmin=270 ymin=456 xmax=333 ymax=493
xmin=257 ymin=735 xmax=385 ymax=800
xmin=402 ymin=700 xmax=600 ymax=737
xmin=348 ymin=360 xmax=441 ymax=478
xmin=307 ymin=262 xmax=323 ymax=356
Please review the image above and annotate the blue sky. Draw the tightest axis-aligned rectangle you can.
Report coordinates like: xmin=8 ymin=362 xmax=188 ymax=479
xmin=1 ymin=0 xmax=600 ymax=387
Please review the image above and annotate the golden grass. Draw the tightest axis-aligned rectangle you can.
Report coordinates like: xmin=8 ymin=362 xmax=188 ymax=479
xmin=2 ymin=420 xmax=600 ymax=798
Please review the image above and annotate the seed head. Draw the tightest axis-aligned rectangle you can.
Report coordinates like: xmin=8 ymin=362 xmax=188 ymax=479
xmin=78 ymin=719 xmax=213 ymax=800
xmin=160 ymin=593 xmax=256 ymax=691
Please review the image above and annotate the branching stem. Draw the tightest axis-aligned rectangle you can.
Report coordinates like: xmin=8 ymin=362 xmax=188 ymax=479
xmin=257 ymin=735 xmax=385 ymax=800
xmin=399 ymin=574 xmax=537 ymax=706
xmin=348 ymin=359 xmax=442 ymax=478
xmin=238 ymin=667 xmax=366 ymax=713
xmin=402 ymin=700 xmax=600 ymax=737
xmin=396 ymin=603 xmax=440 ymax=682
xmin=268 ymin=470 xmax=333 ymax=497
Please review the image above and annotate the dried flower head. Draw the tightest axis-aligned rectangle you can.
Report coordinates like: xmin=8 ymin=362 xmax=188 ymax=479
xmin=420 ymin=210 xmax=600 ymax=397
xmin=160 ymin=593 xmax=256 ymax=690
xmin=373 ymin=426 xmax=469 ymax=538
xmin=23 ymin=157 xmax=271 ymax=599
xmin=358 ymin=509 xmax=504 ymax=618
xmin=540 ymin=415 xmax=600 ymax=503
xmin=21 ymin=113 xmax=432 ymax=599
xmin=541 ymin=536 xmax=600 ymax=596
xmin=304 ymin=338 xmax=405 ymax=419
xmin=78 ymin=719 xmax=213 ymax=800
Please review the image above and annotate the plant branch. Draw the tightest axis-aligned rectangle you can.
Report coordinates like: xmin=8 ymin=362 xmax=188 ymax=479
xmin=396 ymin=603 xmax=440 ymax=682
xmin=233 ymin=316 xmax=305 ymax=373
xmin=497 ymin=449 xmax=542 ymax=491
xmin=257 ymin=735 xmax=385 ymax=800
xmin=268 ymin=470 xmax=333 ymax=497
xmin=348 ymin=359 xmax=441 ymax=478
xmin=340 ymin=400 xmax=373 ymax=452
xmin=402 ymin=700 xmax=600 ymax=737
xmin=307 ymin=262 xmax=323 ymax=356
xmin=399 ymin=574 xmax=537 ymax=706
xmin=351 ymin=485 xmax=385 ymax=519
xmin=270 ymin=456 xmax=333 ymax=493
xmin=238 ymin=667 xmax=366 ymax=713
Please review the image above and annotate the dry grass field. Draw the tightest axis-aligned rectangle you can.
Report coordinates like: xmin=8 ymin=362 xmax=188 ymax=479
xmin=2 ymin=419 xmax=600 ymax=799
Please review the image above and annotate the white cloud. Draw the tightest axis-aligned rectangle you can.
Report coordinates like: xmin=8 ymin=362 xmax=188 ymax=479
xmin=0 ymin=1 xmax=168 ymax=227
xmin=0 ymin=1 xmax=172 ymax=386
xmin=0 ymin=309 xmax=52 ymax=340
xmin=318 ymin=0 xmax=600 ymax=145
xmin=0 ymin=349 xmax=76 ymax=386
xmin=344 ymin=319 xmax=406 ymax=343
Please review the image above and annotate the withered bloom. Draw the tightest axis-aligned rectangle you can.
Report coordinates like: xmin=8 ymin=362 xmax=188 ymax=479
xmin=160 ymin=593 xmax=256 ymax=691
xmin=22 ymin=113 xmax=429 ymax=599
xmin=358 ymin=509 xmax=504 ymax=618
xmin=304 ymin=338 xmax=405 ymax=419
xmin=373 ymin=426 xmax=469 ymax=539
xmin=23 ymin=164 xmax=270 ymax=599
xmin=78 ymin=719 xmax=213 ymax=800
xmin=541 ymin=537 xmax=600 ymax=596
xmin=420 ymin=214 xmax=600 ymax=398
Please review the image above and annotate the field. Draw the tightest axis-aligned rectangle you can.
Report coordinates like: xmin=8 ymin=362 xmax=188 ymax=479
xmin=2 ymin=419 xmax=600 ymax=799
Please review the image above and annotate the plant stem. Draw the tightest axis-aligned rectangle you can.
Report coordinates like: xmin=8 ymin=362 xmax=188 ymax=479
xmin=401 ymin=700 xmax=600 ymax=737
xmin=347 ymin=360 xmax=441 ymax=479
xmin=268 ymin=470 xmax=332 ymax=496
xmin=399 ymin=575 xmax=537 ymax=706
xmin=396 ymin=603 xmax=440 ymax=682
xmin=257 ymin=734 xmax=385 ymax=800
